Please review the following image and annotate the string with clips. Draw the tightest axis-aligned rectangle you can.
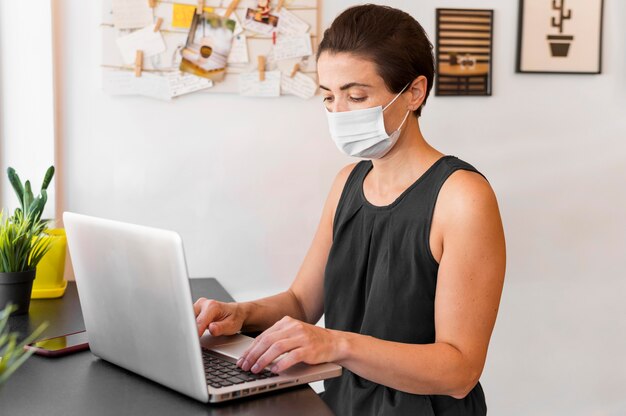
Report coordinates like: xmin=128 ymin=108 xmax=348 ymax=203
xmin=133 ymin=0 xmax=164 ymax=76
xmin=255 ymin=57 xmax=304 ymax=82
xmin=197 ymin=0 xmax=240 ymax=17
xmin=135 ymin=0 xmax=307 ymax=82
xmin=254 ymin=0 xmax=305 ymax=82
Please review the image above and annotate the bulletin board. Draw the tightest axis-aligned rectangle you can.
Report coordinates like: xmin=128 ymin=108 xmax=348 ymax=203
xmin=101 ymin=0 xmax=322 ymax=99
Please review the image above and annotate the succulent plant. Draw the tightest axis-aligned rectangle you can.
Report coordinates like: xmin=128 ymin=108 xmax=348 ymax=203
xmin=0 ymin=210 xmax=52 ymax=273
xmin=7 ymin=166 xmax=54 ymax=233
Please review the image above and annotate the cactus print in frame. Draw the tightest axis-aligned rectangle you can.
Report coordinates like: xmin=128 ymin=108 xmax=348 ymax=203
xmin=516 ymin=0 xmax=604 ymax=74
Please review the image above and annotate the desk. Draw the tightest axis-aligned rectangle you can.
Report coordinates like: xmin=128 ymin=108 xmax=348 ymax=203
xmin=1 ymin=279 xmax=333 ymax=416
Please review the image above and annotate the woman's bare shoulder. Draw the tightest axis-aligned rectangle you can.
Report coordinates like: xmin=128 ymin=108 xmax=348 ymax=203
xmin=437 ymin=168 xmax=500 ymax=226
xmin=335 ymin=162 xmax=359 ymax=185
xmin=324 ymin=162 xmax=360 ymax=221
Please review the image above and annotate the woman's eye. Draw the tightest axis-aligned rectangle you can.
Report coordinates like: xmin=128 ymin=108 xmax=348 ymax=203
xmin=322 ymin=96 xmax=366 ymax=103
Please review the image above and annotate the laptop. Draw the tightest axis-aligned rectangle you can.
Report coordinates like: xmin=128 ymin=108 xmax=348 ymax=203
xmin=63 ymin=212 xmax=342 ymax=403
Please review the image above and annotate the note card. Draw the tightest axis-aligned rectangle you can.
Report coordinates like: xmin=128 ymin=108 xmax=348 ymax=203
xmin=116 ymin=25 xmax=167 ymax=65
xmin=239 ymin=71 xmax=281 ymax=97
xmin=103 ymin=70 xmax=213 ymax=100
xmin=103 ymin=71 xmax=171 ymax=100
xmin=273 ymin=33 xmax=312 ymax=61
xmin=276 ymin=9 xmax=310 ymax=34
xmin=227 ymin=34 xmax=249 ymax=64
xmin=112 ymin=0 xmax=153 ymax=30
xmin=171 ymin=4 xmax=197 ymax=29
xmin=281 ymin=72 xmax=317 ymax=99
xmin=166 ymin=72 xmax=213 ymax=97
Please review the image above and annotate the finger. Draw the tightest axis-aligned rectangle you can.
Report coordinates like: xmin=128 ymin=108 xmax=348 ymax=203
xmin=238 ymin=317 xmax=292 ymax=366
xmin=238 ymin=329 xmax=282 ymax=370
xmin=239 ymin=328 xmax=289 ymax=372
xmin=196 ymin=300 xmax=222 ymax=336
xmin=208 ymin=318 xmax=237 ymax=336
xmin=237 ymin=323 xmax=282 ymax=366
xmin=193 ymin=298 xmax=205 ymax=316
xmin=208 ymin=322 xmax=222 ymax=336
xmin=250 ymin=338 xmax=300 ymax=374
xmin=269 ymin=348 xmax=305 ymax=374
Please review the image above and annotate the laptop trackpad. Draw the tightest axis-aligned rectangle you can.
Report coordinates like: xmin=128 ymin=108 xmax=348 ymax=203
xmin=200 ymin=333 xmax=286 ymax=366
xmin=200 ymin=333 xmax=253 ymax=358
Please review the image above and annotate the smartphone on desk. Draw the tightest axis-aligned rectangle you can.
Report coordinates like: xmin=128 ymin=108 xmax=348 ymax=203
xmin=25 ymin=330 xmax=90 ymax=357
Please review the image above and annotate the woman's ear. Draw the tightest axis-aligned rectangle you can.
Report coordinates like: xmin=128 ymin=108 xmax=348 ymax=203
xmin=407 ymin=76 xmax=428 ymax=111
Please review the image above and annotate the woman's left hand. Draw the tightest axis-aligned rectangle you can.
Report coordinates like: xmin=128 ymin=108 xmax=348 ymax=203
xmin=237 ymin=316 xmax=342 ymax=374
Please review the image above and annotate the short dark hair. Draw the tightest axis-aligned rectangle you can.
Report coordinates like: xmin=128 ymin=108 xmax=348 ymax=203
xmin=316 ymin=4 xmax=435 ymax=117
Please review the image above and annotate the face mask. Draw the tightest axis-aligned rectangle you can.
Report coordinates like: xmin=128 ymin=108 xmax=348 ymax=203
xmin=325 ymin=83 xmax=411 ymax=159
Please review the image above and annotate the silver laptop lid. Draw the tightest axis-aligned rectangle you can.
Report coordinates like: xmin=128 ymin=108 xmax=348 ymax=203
xmin=63 ymin=212 xmax=209 ymax=402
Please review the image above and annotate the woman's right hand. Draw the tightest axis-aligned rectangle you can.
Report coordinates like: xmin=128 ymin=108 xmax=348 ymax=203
xmin=193 ymin=298 xmax=246 ymax=337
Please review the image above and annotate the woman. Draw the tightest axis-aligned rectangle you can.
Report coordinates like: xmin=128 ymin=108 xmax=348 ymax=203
xmin=194 ymin=4 xmax=506 ymax=415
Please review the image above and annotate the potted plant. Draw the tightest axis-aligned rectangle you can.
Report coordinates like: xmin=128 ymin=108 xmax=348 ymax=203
xmin=0 ymin=210 xmax=52 ymax=315
xmin=0 ymin=303 xmax=48 ymax=385
xmin=6 ymin=167 xmax=67 ymax=299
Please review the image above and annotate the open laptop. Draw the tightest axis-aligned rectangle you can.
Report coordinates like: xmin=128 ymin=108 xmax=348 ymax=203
xmin=63 ymin=212 xmax=342 ymax=403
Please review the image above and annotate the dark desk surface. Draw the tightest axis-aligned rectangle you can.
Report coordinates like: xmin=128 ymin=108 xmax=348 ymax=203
xmin=1 ymin=279 xmax=332 ymax=416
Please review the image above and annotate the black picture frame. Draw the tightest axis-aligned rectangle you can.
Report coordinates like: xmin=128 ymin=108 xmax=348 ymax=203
xmin=435 ymin=8 xmax=494 ymax=97
xmin=516 ymin=0 xmax=604 ymax=74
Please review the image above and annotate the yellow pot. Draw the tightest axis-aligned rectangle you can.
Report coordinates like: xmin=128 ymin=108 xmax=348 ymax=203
xmin=31 ymin=228 xmax=68 ymax=299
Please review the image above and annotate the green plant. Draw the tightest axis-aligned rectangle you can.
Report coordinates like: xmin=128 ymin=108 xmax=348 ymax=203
xmin=0 ymin=303 xmax=48 ymax=384
xmin=7 ymin=166 xmax=55 ymax=233
xmin=0 ymin=210 xmax=52 ymax=273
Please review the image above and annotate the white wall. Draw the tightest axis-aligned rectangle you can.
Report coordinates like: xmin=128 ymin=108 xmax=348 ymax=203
xmin=51 ymin=0 xmax=626 ymax=414
xmin=0 ymin=1 xmax=56 ymax=219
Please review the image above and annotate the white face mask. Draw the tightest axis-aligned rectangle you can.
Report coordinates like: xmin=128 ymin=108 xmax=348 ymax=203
xmin=325 ymin=83 xmax=411 ymax=159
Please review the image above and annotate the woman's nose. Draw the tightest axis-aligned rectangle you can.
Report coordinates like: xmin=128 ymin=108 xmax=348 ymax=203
xmin=329 ymin=101 xmax=349 ymax=113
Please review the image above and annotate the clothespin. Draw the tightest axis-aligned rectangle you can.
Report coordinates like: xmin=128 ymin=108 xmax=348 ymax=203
xmin=272 ymin=31 xmax=276 ymax=45
xmin=134 ymin=50 xmax=143 ymax=77
xmin=148 ymin=0 xmax=157 ymax=8
xmin=224 ymin=0 xmax=240 ymax=18
xmin=153 ymin=17 xmax=163 ymax=32
xmin=290 ymin=63 xmax=300 ymax=78
xmin=196 ymin=0 xmax=204 ymax=14
xmin=277 ymin=0 xmax=285 ymax=12
xmin=258 ymin=55 xmax=266 ymax=81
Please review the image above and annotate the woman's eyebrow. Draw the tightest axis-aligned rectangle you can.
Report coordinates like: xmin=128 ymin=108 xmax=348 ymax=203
xmin=319 ymin=82 xmax=372 ymax=91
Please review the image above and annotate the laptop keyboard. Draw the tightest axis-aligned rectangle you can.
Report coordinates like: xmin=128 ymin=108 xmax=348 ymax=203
xmin=202 ymin=348 xmax=279 ymax=389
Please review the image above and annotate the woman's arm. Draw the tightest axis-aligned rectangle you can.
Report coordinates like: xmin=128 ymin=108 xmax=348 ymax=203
xmin=195 ymin=163 xmax=357 ymax=336
xmin=238 ymin=170 xmax=506 ymax=399
xmin=239 ymin=163 xmax=357 ymax=331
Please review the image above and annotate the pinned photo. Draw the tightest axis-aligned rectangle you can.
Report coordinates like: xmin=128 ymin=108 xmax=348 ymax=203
xmin=246 ymin=8 xmax=278 ymax=27
xmin=179 ymin=11 xmax=236 ymax=82
xmin=243 ymin=1 xmax=279 ymax=35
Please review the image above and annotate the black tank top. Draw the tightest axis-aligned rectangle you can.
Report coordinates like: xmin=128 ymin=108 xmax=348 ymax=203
xmin=321 ymin=155 xmax=488 ymax=415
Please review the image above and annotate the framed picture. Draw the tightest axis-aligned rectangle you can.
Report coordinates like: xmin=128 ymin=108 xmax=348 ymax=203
xmin=435 ymin=8 xmax=494 ymax=96
xmin=516 ymin=0 xmax=604 ymax=74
